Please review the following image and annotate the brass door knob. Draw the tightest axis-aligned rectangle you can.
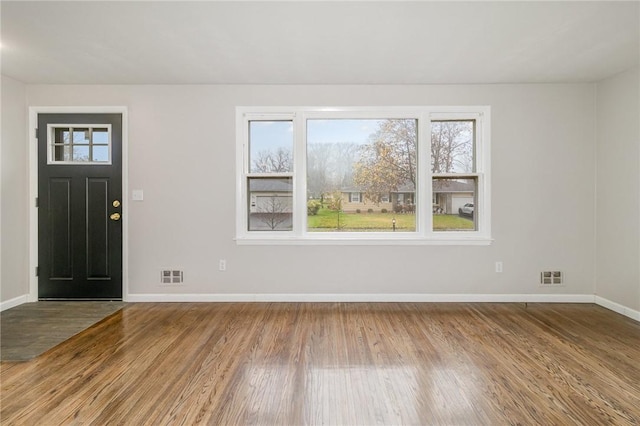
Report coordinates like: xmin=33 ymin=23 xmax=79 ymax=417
xmin=110 ymin=213 xmax=121 ymax=221
xmin=113 ymin=200 xmax=121 ymax=208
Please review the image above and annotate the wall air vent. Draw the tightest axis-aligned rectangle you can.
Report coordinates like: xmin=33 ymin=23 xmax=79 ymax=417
xmin=161 ymin=269 xmax=184 ymax=284
xmin=540 ymin=271 xmax=563 ymax=285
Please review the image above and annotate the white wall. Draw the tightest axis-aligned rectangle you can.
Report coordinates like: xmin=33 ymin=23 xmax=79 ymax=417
xmin=1 ymin=75 xmax=29 ymax=304
xmin=596 ymin=67 xmax=640 ymax=312
xmin=21 ymin=83 xmax=596 ymax=300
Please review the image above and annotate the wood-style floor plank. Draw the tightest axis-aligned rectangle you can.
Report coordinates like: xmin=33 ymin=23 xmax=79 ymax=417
xmin=1 ymin=302 xmax=639 ymax=425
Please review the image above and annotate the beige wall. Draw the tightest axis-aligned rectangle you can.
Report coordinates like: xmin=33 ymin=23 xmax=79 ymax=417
xmin=1 ymin=75 xmax=28 ymax=303
xmin=596 ymin=67 xmax=640 ymax=311
xmin=3 ymin=75 xmax=638 ymax=314
xmin=14 ymin=83 xmax=595 ymax=299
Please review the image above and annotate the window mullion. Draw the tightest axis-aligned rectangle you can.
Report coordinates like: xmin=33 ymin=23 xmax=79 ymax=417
xmin=88 ymin=128 xmax=93 ymax=162
xmin=294 ymin=114 xmax=306 ymax=236
xmin=419 ymin=114 xmax=432 ymax=236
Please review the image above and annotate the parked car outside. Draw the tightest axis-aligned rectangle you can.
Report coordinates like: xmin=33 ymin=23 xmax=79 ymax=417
xmin=458 ymin=203 xmax=474 ymax=218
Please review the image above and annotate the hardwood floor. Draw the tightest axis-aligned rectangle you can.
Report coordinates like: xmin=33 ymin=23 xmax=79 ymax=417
xmin=1 ymin=302 xmax=639 ymax=425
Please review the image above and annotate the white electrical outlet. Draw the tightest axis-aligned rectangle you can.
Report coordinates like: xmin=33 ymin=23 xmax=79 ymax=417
xmin=495 ymin=261 xmax=503 ymax=273
xmin=219 ymin=259 xmax=226 ymax=271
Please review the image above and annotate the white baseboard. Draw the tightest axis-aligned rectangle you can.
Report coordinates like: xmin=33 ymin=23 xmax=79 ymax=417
xmin=0 ymin=295 xmax=29 ymax=312
xmin=595 ymin=296 xmax=640 ymax=322
xmin=6 ymin=292 xmax=635 ymax=322
xmin=126 ymin=293 xmax=595 ymax=303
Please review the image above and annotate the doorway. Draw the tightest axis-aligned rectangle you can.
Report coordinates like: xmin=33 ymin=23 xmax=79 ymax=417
xmin=37 ymin=112 xmax=123 ymax=300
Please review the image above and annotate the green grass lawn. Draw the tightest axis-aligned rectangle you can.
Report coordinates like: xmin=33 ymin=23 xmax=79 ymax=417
xmin=432 ymin=214 xmax=475 ymax=231
xmin=307 ymin=209 xmax=473 ymax=231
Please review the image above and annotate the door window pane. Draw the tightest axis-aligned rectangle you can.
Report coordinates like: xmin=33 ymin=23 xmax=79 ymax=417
xmin=92 ymin=128 xmax=109 ymax=144
xmin=54 ymin=145 xmax=71 ymax=161
xmin=72 ymin=146 xmax=90 ymax=162
xmin=54 ymin=128 xmax=70 ymax=144
xmin=92 ymin=146 xmax=110 ymax=162
xmin=249 ymin=121 xmax=293 ymax=173
xmin=73 ymin=129 xmax=90 ymax=144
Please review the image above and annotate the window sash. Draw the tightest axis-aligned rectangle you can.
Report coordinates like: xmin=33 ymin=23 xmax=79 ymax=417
xmin=237 ymin=107 xmax=490 ymax=244
xmin=248 ymin=120 xmax=294 ymax=174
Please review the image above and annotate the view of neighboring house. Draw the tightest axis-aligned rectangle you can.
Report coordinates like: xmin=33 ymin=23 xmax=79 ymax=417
xmin=248 ymin=178 xmax=293 ymax=214
xmin=338 ymin=180 xmax=475 ymax=214
xmin=339 ymin=183 xmax=414 ymax=213
xmin=249 ymin=177 xmax=475 ymax=218
xmin=248 ymin=178 xmax=293 ymax=230
xmin=432 ymin=180 xmax=475 ymax=215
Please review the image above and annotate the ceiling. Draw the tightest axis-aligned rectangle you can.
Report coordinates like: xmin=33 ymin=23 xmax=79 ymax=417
xmin=1 ymin=1 xmax=638 ymax=85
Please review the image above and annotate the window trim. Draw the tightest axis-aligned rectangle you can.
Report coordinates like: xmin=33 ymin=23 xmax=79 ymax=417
xmin=47 ymin=123 xmax=113 ymax=165
xmin=236 ymin=106 xmax=491 ymax=245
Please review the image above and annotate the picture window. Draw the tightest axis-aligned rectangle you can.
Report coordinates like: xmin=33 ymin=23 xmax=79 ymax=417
xmin=237 ymin=107 xmax=491 ymax=244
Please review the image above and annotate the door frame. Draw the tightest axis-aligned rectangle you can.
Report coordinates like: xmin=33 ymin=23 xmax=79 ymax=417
xmin=28 ymin=106 xmax=129 ymax=302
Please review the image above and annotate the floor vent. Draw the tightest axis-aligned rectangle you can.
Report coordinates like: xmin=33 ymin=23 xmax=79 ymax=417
xmin=540 ymin=271 xmax=563 ymax=285
xmin=161 ymin=269 xmax=184 ymax=284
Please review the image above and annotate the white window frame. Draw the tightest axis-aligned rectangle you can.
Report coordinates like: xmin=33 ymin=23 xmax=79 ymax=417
xmin=236 ymin=106 xmax=491 ymax=245
xmin=47 ymin=124 xmax=113 ymax=165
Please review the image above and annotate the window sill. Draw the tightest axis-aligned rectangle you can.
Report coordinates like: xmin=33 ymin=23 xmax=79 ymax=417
xmin=235 ymin=235 xmax=493 ymax=246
